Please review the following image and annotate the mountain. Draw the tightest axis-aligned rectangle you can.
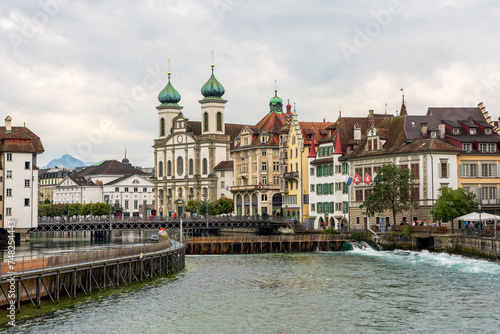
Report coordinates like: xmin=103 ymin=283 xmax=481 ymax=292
xmin=45 ymin=154 xmax=87 ymax=169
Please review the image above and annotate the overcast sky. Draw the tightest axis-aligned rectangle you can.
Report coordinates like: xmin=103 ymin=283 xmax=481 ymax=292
xmin=2 ymin=0 xmax=500 ymax=167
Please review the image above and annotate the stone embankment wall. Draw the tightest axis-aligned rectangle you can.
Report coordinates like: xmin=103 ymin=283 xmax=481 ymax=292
xmin=377 ymin=234 xmax=500 ymax=260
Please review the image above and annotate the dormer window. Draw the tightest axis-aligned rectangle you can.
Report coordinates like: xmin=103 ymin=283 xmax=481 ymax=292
xmin=485 ymin=128 xmax=492 ymax=134
xmin=453 ymin=128 xmax=459 ymax=134
xmin=260 ymin=135 xmax=269 ymax=143
xmin=430 ymin=132 xmax=437 ymax=138
xmin=462 ymin=143 xmax=472 ymax=152
xmin=479 ymin=143 xmax=496 ymax=153
xmin=470 ymin=128 xmax=476 ymax=135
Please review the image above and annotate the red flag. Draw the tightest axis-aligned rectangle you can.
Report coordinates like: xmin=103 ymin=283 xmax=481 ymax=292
xmin=259 ymin=182 xmax=262 ymax=189
xmin=365 ymin=173 xmax=372 ymax=185
xmin=353 ymin=174 xmax=361 ymax=185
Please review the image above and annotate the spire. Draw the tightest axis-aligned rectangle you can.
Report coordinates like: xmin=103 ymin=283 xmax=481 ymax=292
xmin=333 ymin=131 xmax=343 ymax=154
xmin=269 ymin=86 xmax=283 ymax=113
xmin=158 ymin=59 xmax=181 ymax=107
xmin=201 ymin=51 xmax=225 ymax=100
xmin=122 ymin=147 xmax=131 ymax=165
xmin=308 ymin=131 xmax=317 ymax=158
xmin=286 ymin=99 xmax=292 ymax=115
xmin=400 ymin=89 xmax=407 ymax=116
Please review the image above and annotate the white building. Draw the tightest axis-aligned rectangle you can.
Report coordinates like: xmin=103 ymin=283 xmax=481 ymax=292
xmin=214 ymin=161 xmax=234 ymax=199
xmin=54 ymin=159 xmax=154 ymax=217
xmin=0 ymin=116 xmax=44 ymax=238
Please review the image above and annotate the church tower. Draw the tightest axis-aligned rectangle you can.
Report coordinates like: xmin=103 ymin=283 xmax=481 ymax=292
xmin=199 ymin=55 xmax=226 ymax=135
xmin=157 ymin=60 xmax=182 ymax=138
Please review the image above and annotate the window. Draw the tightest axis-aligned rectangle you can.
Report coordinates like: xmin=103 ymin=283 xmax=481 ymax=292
xmin=25 ymin=179 xmax=30 ymax=187
xmin=462 ymin=143 xmax=472 ymax=152
xmin=261 ymin=194 xmax=268 ymax=201
xmin=481 ymin=163 xmax=496 ymax=177
xmin=160 ymin=118 xmax=165 ymax=136
xmin=470 ymin=128 xmax=476 ymax=134
xmin=143 ymin=200 xmax=147 ymax=206
xmin=158 ymin=161 xmax=163 ymax=177
xmin=167 ymin=160 xmax=172 ymax=176
xmin=177 ymin=156 xmax=184 ymax=175
xmin=410 ymin=163 xmax=419 ymax=179
xmin=134 ymin=187 xmax=138 ymax=192
xmin=262 ymin=150 xmax=267 ymax=157
xmin=335 ymin=165 xmax=341 ymax=174
xmin=221 ymin=181 xmax=225 ymax=189
xmin=6 ymin=153 xmax=12 ymax=161
xmin=440 ymin=162 xmax=448 ymax=178
xmin=25 ymin=161 xmax=30 ymax=169
xmin=6 ymin=188 xmax=12 ymax=197
xmin=355 ymin=189 xmax=363 ymax=202
xmin=471 ymin=164 xmax=478 ymax=177
xmin=125 ymin=200 xmax=129 ymax=209
xmin=273 ymin=176 xmax=279 ymax=185
xmin=311 ymin=184 xmax=315 ymax=192
xmin=204 ymin=112 xmax=209 ymax=132
xmin=262 ymin=176 xmax=267 ymax=185
xmin=479 ymin=143 xmax=496 ymax=153
xmin=115 ymin=187 xmax=119 ymax=192
xmin=24 ymin=198 xmax=30 ymax=206
xmin=411 ymin=187 xmax=419 ymax=200
xmin=189 ymin=159 xmax=194 ymax=175
xmin=273 ymin=162 xmax=279 ymax=171
xmin=453 ymin=128 xmax=459 ymax=134
xmin=261 ymin=162 xmax=267 ymax=171
xmin=364 ymin=167 xmax=372 ymax=177
xmin=311 ymin=203 xmax=316 ymax=212
xmin=310 ymin=168 xmax=314 ymax=176
xmin=217 ymin=112 xmax=222 ymax=131
xmin=355 ymin=168 xmax=362 ymax=177
xmin=6 ymin=208 xmax=11 ymax=216
xmin=430 ymin=132 xmax=436 ymax=138
xmin=6 ymin=171 xmax=12 ymax=178
xmin=203 ymin=158 xmax=208 ymax=174
xmin=485 ymin=128 xmax=492 ymax=134
xmin=134 ymin=200 xmax=138 ymax=209
xmin=125 ymin=187 xmax=129 ymax=192
xmin=295 ymin=148 xmax=298 ymax=158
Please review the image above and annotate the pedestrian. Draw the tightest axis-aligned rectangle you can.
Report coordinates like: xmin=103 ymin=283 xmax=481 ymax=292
xmin=341 ymin=222 xmax=344 ymax=231
xmin=386 ymin=221 xmax=391 ymax=232
xmin=173 ymin=212 xmax=177 ymax=219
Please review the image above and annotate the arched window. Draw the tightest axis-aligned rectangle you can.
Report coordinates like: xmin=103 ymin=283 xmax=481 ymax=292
xmin=177 ymin=156 xmax=183 ymax=175
xmin=217 ymin=112 xmax=222 ymax=131
xmin=203 ymin=158 xmax=208 ymax=174
xmin=160 ymin=118 xmax=165 ymax=136
xmin=189 ymin=159 xmax=194 ymax=175
xmin=204 ymin=112 xmax=209 ymax=132
xmin=158 ymin=161 xmax=163 ymax=177
xmin=167 ymin=160 xmax=172 ymax=176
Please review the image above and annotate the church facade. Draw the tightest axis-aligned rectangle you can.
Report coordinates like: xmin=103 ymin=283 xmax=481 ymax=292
xmin=153 ymin=64 xmax=244 ymax=217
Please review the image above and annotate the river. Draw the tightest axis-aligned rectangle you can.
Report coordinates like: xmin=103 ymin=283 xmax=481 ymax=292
xmin=3 ymin=244 xmax=500 ymax=333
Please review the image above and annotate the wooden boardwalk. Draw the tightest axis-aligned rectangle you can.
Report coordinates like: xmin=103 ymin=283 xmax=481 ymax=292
xmin=185 ymin=235 xmax=348 ymax=255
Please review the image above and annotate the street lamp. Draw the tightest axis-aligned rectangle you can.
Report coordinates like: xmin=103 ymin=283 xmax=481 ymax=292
xmin=478 ymin=204 xmax=482 ymax=234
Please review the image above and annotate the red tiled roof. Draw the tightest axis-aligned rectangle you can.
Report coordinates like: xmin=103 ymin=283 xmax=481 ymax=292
xmin=0 ymin=127 xmax=44 ymax=153
xmin=214 ymin=160 xmax=234 ymax=170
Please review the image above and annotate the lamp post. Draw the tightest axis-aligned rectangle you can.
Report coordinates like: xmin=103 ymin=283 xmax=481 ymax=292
xmin=478 ymin=204 xmax=482 ymax=235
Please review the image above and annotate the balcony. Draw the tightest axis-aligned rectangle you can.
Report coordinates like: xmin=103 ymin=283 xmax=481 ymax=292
xmin=284 ymin=171 xmax=299 ymax=180
xmin=231 ymin=184 xmax=279 ymax=193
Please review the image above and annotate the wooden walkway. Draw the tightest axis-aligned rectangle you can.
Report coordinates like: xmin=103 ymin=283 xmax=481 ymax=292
xmin=185 ymin=235 xmax=348 ymax=255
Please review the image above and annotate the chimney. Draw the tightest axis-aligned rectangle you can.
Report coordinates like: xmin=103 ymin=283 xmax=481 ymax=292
xmin=368 ymin=109 xmax=374 ymax=119
xmin=5 ymin=116 xmax=12 ymax=134
xmin=421 ymin=123 xmax=428 ymax=136
xmin=354 ymin=125 xmax=361 ymax=141
xmin=438 ymin=123 xmax=445 ymax=139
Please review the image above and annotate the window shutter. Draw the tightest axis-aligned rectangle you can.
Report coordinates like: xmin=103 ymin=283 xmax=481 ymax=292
xmin=459 ymin=164 xmax=463 ymax=178
xmin=447 ymin=163 xmax=450 ymax=178
xmin=478 ymin=164 xmax=483 ymax=178
xmin=438 ymin=163 xmax=442 ymax=178
xmin=497 ymin=164 xmax=500 ymax=178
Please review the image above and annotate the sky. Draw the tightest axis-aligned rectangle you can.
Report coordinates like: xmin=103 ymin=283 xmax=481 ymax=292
xmin=2 ymin=0 xmax=500 ymax=168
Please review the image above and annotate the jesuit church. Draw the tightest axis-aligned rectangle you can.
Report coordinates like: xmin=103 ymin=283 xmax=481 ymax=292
xmin=153 ymin=63 xmax=244 ymax=217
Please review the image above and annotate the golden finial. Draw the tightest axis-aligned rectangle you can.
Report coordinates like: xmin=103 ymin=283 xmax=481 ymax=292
xmin=167 ymin=58 xmax=171 ymax=76
xmin=339 ymin=103 xmax=342 ymax=118
xmin=211 ymin=50 xmax=214 ymax=68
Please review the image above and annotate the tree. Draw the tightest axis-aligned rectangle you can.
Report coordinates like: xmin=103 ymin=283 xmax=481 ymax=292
xmin=430 ymin=187 xmax=476 ymax=229
xmin=361 ymin=162 xmax=417 ymax=227
xmin=185 ymin=200 xmax=201 ymax=214
xmin=43 ymin=198 xmax=51 ymax=204
xmin=212 ymin=197 xmax=234 ymax=215
xmin=111 ymin=202 xmax=123 ymax=215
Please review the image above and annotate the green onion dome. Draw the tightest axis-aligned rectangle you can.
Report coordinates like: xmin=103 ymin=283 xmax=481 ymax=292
xmin=269 ymin=90 xmax=283 ymax=113
xmin=201 ymin=64 xmax=225 ymax=100
xmin=158 ymin=72 xmax=181 ymax=106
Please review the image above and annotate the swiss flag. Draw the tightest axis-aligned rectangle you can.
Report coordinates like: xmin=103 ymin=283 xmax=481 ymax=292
xmin=365 ymin=173 xmax=372 ymax=185
xmin=352 ymin=174 xmax=361 ymax=185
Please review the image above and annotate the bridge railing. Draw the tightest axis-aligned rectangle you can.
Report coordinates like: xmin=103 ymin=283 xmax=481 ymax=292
xmin=184 ymin=234 xmax=348 ymax=244
xmin=375 ymin=226 xmax=499 ymax=239
xmin=0 ymin=240 xmax=177 ymax=277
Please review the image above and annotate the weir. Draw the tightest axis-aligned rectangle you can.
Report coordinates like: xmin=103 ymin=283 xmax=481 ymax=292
xmin=0 ymin=240 xmax=185 ymax=311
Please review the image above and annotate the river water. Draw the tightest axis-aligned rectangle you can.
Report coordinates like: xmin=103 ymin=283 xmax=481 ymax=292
xmin=4 ymin=246 xmax=500 ymax=333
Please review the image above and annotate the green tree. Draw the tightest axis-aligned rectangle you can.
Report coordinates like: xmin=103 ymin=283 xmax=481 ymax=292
xmin=212 ymin=197 xmax=234 ymax=215
xmin=430 ymin=187 xmax=476 ymax=229
xmin=361 ymin=162 xmax=417 ymax=227
xmin=111 ymin=202 xmax=123 ymax=215
xmin=185 ymin=200 xmax=201 ymax=214
xmin=68 ymin=203 xmax=82 ymax=216
xmin=43 ymin=198 xmax=51 ymax=204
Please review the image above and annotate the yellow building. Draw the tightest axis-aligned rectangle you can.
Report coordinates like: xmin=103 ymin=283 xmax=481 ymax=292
xmin=38 ymin=167 xmax=73 ymax=203
xmin=279 ymin=110 xmax=334 ymax=223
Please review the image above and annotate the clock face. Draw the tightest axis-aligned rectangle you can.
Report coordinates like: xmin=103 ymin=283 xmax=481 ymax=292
xmin=177 ymin=135 xmax=183 ymax=144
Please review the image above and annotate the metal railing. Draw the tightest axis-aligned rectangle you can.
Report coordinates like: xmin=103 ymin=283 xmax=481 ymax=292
xmin=0 ymin=240 xmax=179 ymax=277
xmin=183 ymin=234 xmax=348 ymax=244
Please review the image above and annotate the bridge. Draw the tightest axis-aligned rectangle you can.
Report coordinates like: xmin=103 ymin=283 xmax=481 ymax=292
xmin=31 ymin=218 xmax=289 ymax=233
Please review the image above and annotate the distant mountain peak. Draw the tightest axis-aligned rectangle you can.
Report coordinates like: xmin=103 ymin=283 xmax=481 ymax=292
xmin=45 ymin=154 xmax=87 ymax=169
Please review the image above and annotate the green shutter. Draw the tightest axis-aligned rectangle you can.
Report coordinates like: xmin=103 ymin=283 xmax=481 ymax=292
xmin=345 ymin=202 xmax=349 ymax=213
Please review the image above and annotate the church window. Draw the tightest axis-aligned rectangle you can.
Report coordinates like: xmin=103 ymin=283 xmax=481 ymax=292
xmin=158 ymin=161 xmax=163 ymax=177
xmin=203 ymin=158 xmax=208 ymax=174
xmin=167 ymin=160 xmax=172 ymax=176
xmin=217 ymin=112 xmax=222 ymax=131
xmin=160 ymin=118 xmax=165 ymax=136
xmin=177 ymin=157 xmax=184 ymax=176
xmin=189 ymin=159 xmax=194 ymax=175
xmin=204 ymin=112 xmax=209 ymax=132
